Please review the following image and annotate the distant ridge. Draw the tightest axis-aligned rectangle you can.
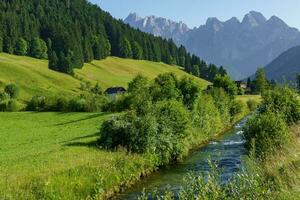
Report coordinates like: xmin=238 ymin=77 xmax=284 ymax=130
xmin=125 ymin=11 xmax=300 ymax=80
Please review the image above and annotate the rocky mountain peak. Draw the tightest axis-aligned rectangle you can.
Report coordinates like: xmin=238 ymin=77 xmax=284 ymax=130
xmin=242 ymin=11 xmax=267 ymax=27
xmin=205 ymin=17 xmax=224 ymax=31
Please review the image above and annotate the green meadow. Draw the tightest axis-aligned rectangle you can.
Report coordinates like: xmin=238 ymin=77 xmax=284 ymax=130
xmin=0 ymin=53 xmax=210 ymax=102
xmin=0 ymin=112 xmax=157 ymax=199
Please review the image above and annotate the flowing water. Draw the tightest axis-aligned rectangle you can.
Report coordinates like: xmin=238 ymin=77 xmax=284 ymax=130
xmin=115 ymin=117 xmax=249 ymax=199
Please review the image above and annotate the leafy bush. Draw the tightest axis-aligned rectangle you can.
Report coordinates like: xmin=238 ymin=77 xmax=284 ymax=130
xmin=243 ymin=112 xmax=290 ymax=159
xmin=247 ymin=99 xmax=259 ymax=111
xmin=0 ymin=99 xmax=17 ymax=112
xmin=230 ymin=100 xmax=246 ymax=118
xmin=208 ymin=88 xmax=232 ymax=125
xmin=100 ymin=100 xmax=190 ymax=165
xmin=213 ymin=74 xmax=238 ymax=96
xmin=192 ymin=94 xmax=223 ymax=136
xmin=4 ymin=84 xmax=19 ymax=99
xmin=178 ymin=77 xmax=200 ymax=109
xmin=150 ymin=73 xmax=182 ymax=102
xmin=99 ymin=112 xmax=157 ymax=153
xmin=26 ymin=95 xmax=47 ymax=111
xmin=260 ymin=87 xmax=300 ymax=124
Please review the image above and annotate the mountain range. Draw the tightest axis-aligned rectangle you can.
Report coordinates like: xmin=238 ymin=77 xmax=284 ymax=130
xmin=125 ymin=11 xmax=300 ymax=80
xmin=263 ymin=45 xmax=300 ymax=83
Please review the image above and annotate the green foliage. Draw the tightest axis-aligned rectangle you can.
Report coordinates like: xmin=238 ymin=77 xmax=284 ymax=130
xmin=4 ymin=84 xmax=19 ymax=99
xmin=0 ymin=37 xmax=3 ymax=53
xmin=297 ymin=74 xmax=300 ymax=92
xmin=151 ymin=73 xmax=182 ymax=102
xmin=260 ymin=87 xmax=300 ymax=124
xmin=208 ymin=88 xmax=232 ymax=125
xmin=139 ymin=164 xmax=273 ymax=200
xmin=178 ymin=77 xmax=200 ymax=109
xmin=247 ymin=99 xmax=259 ymax=111
xmin=26 ymin=94 xmax=107 ymax=112
xmin=125 ymin=75 xmax=152 ymax=114
xmin=132 ymin=41 xmax=143 ymax=60
xmin=213 ymin=74 xmax=238 ymax=96
xmin=119 ymin=37 xmax=132 ymax=58
xmin=230 ymin=100 xmax=246 ymax=118
xmin=243 ymin=112 xmax=290 ymax=158
xmin=254 ymin=68 xmax=268 ymax=94
xmin=0 ymin=0 xmax=224 ymax=81
xmin=30 ymin=38 xmax=48 ymax=59
xmin=100 ymin=100 xmax=190 ymax=165
xmin=14 ymin=38 xmax=28 ymax=56
xmin=192 ymin=94 xmax=223 ymax=136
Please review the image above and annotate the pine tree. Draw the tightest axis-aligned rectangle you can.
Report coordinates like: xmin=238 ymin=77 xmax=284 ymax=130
xmin=49 ymin=51 xmax=58 ymax=71
xmin=119 ymin=37 xmax=132 ymax=58
xmin=132 ymin=41 xmax=143 ymax=60
xmin=14 ymin=38 xmax=28 ymax=56
xmin=30 ymin=37 xmax=48 ymax=59
xmin=0 ymin=37 xmax=3 ymax=53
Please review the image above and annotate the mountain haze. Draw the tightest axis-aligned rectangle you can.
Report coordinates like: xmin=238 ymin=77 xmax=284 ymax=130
xmin=125 ymin=11 xmax=300 ymax=80
xmin=263 ymin=46 xmax=300 ymax=83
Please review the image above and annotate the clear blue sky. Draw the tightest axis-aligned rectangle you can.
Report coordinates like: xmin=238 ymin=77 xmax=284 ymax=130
xmin=90 ymin=0 xmax=300 ymax=29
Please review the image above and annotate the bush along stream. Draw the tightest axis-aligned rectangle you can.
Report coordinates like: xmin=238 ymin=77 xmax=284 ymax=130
xmin=114 ymin=86 xmax=299 ymax=200
xmin=115 ymin=117 xmax=250 ymax=199
xmin=97 ymin=73 xmax=256 ymax=199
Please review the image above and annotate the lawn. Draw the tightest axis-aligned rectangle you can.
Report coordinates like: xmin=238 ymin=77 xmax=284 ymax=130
xmin=0 ymin=112 xmax=156 ymax=199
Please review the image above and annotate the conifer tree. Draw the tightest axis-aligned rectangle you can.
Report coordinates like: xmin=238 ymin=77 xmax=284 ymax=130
xmin=132 ymin=41 xmax=143 ymax=60
xmin=119 ymin=37 xmax=132 ymax=58
xmin=14 ymin=38 xmax=28 ymax=56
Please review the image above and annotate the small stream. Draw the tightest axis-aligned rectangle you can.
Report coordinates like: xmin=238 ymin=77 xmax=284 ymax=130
xmin=115 ymin=117 xmax=249 ymax=199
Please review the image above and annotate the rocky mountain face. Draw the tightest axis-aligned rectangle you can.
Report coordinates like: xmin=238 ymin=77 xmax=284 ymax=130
xmin=124 ymin=11 xmax=300 ymax=80
xmin=124 ymin=13 xmax=190 ymax=46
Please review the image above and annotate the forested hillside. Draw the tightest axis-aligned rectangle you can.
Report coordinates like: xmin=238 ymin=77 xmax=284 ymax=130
xmin=0 ymin=0 xmax=225 ymax=81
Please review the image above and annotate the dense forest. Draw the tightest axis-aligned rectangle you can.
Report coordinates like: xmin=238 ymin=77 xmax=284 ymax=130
xmin=0 ymin=0 xmax=226 ymax=81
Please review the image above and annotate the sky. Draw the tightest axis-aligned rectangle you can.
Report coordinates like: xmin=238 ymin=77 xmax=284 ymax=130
xmin=90 ymin=0 xmax=300 ymax=29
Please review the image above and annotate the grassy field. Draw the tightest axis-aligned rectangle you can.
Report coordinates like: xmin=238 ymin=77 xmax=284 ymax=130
xmin=0 ymin=53 xmax=210 ymax=101
xmin=236 ymin=95 xmax=261 ymax=104
xmin=0 ymin=112 xmax=157 ymax=199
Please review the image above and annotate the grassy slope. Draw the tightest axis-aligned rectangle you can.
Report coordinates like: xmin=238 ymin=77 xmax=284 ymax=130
xmin=0 ymin=112 xmax=156 ymax=199
xmin=0 ymin=53 xmax=210 ymax=101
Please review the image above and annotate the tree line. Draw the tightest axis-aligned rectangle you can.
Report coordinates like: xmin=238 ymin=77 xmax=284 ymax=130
xmin=0 ymin=0 xmax=226 ymax=81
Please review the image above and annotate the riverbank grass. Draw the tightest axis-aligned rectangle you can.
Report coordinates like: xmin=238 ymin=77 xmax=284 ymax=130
xmin=0 ymin=112 xmax=157 ymax=199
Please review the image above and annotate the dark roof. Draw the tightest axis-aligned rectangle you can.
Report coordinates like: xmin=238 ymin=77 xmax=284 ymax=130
xmin=105 ymin=87 xmax=126 ymax=94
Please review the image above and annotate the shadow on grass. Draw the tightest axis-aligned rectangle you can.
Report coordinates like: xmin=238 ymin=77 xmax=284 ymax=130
xmin=63 ymin=132 xmax=99 ymax=143
xmin=64 ymin=140 xmax=99 ymax=148
xmin=54 ymin=113 xmax=107 ymax=126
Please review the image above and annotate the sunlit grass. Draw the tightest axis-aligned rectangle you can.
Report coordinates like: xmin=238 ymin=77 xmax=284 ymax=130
xmin=0 ymin=112 xmax=156 ymax=199
xmin=0 ymin=53 xmax=210 ymax=102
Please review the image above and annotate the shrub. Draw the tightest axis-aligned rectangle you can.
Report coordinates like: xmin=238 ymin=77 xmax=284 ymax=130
xmin=99 ymin=112 xmax=157 ymax=153
xmin=213 ymin=74 xmax=238 ymax=96
xmin=178 ymin=77 xmax=200 ymax=110
xmin=192 ymin=94 xmax=223 ymax=136
xmin=68 ymin=98 xmax=87 ymax=112
xmin=247 ymin=99 xmax=259 ymax=111
xmin=243 ymin=112 xmax=290 ymax=159
xmin=0 ymin=99 xmax=18 ymax=112
xmin=150 ymin=73 xmax=182 ymax=102
xmin=26 ymin=95 xmax=47 ymax=111
xmin=208 ymin=88 xmax=232 ymax=125
xmin=230 ymin=100 xmax=245 ymax=118
xmin=260 ymin=87 xmax=300 ymax=124
xmin=99 ymin=100 xmax=190 ymax=165
xmin=4 ymin=84 xmax=19 ymax=99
